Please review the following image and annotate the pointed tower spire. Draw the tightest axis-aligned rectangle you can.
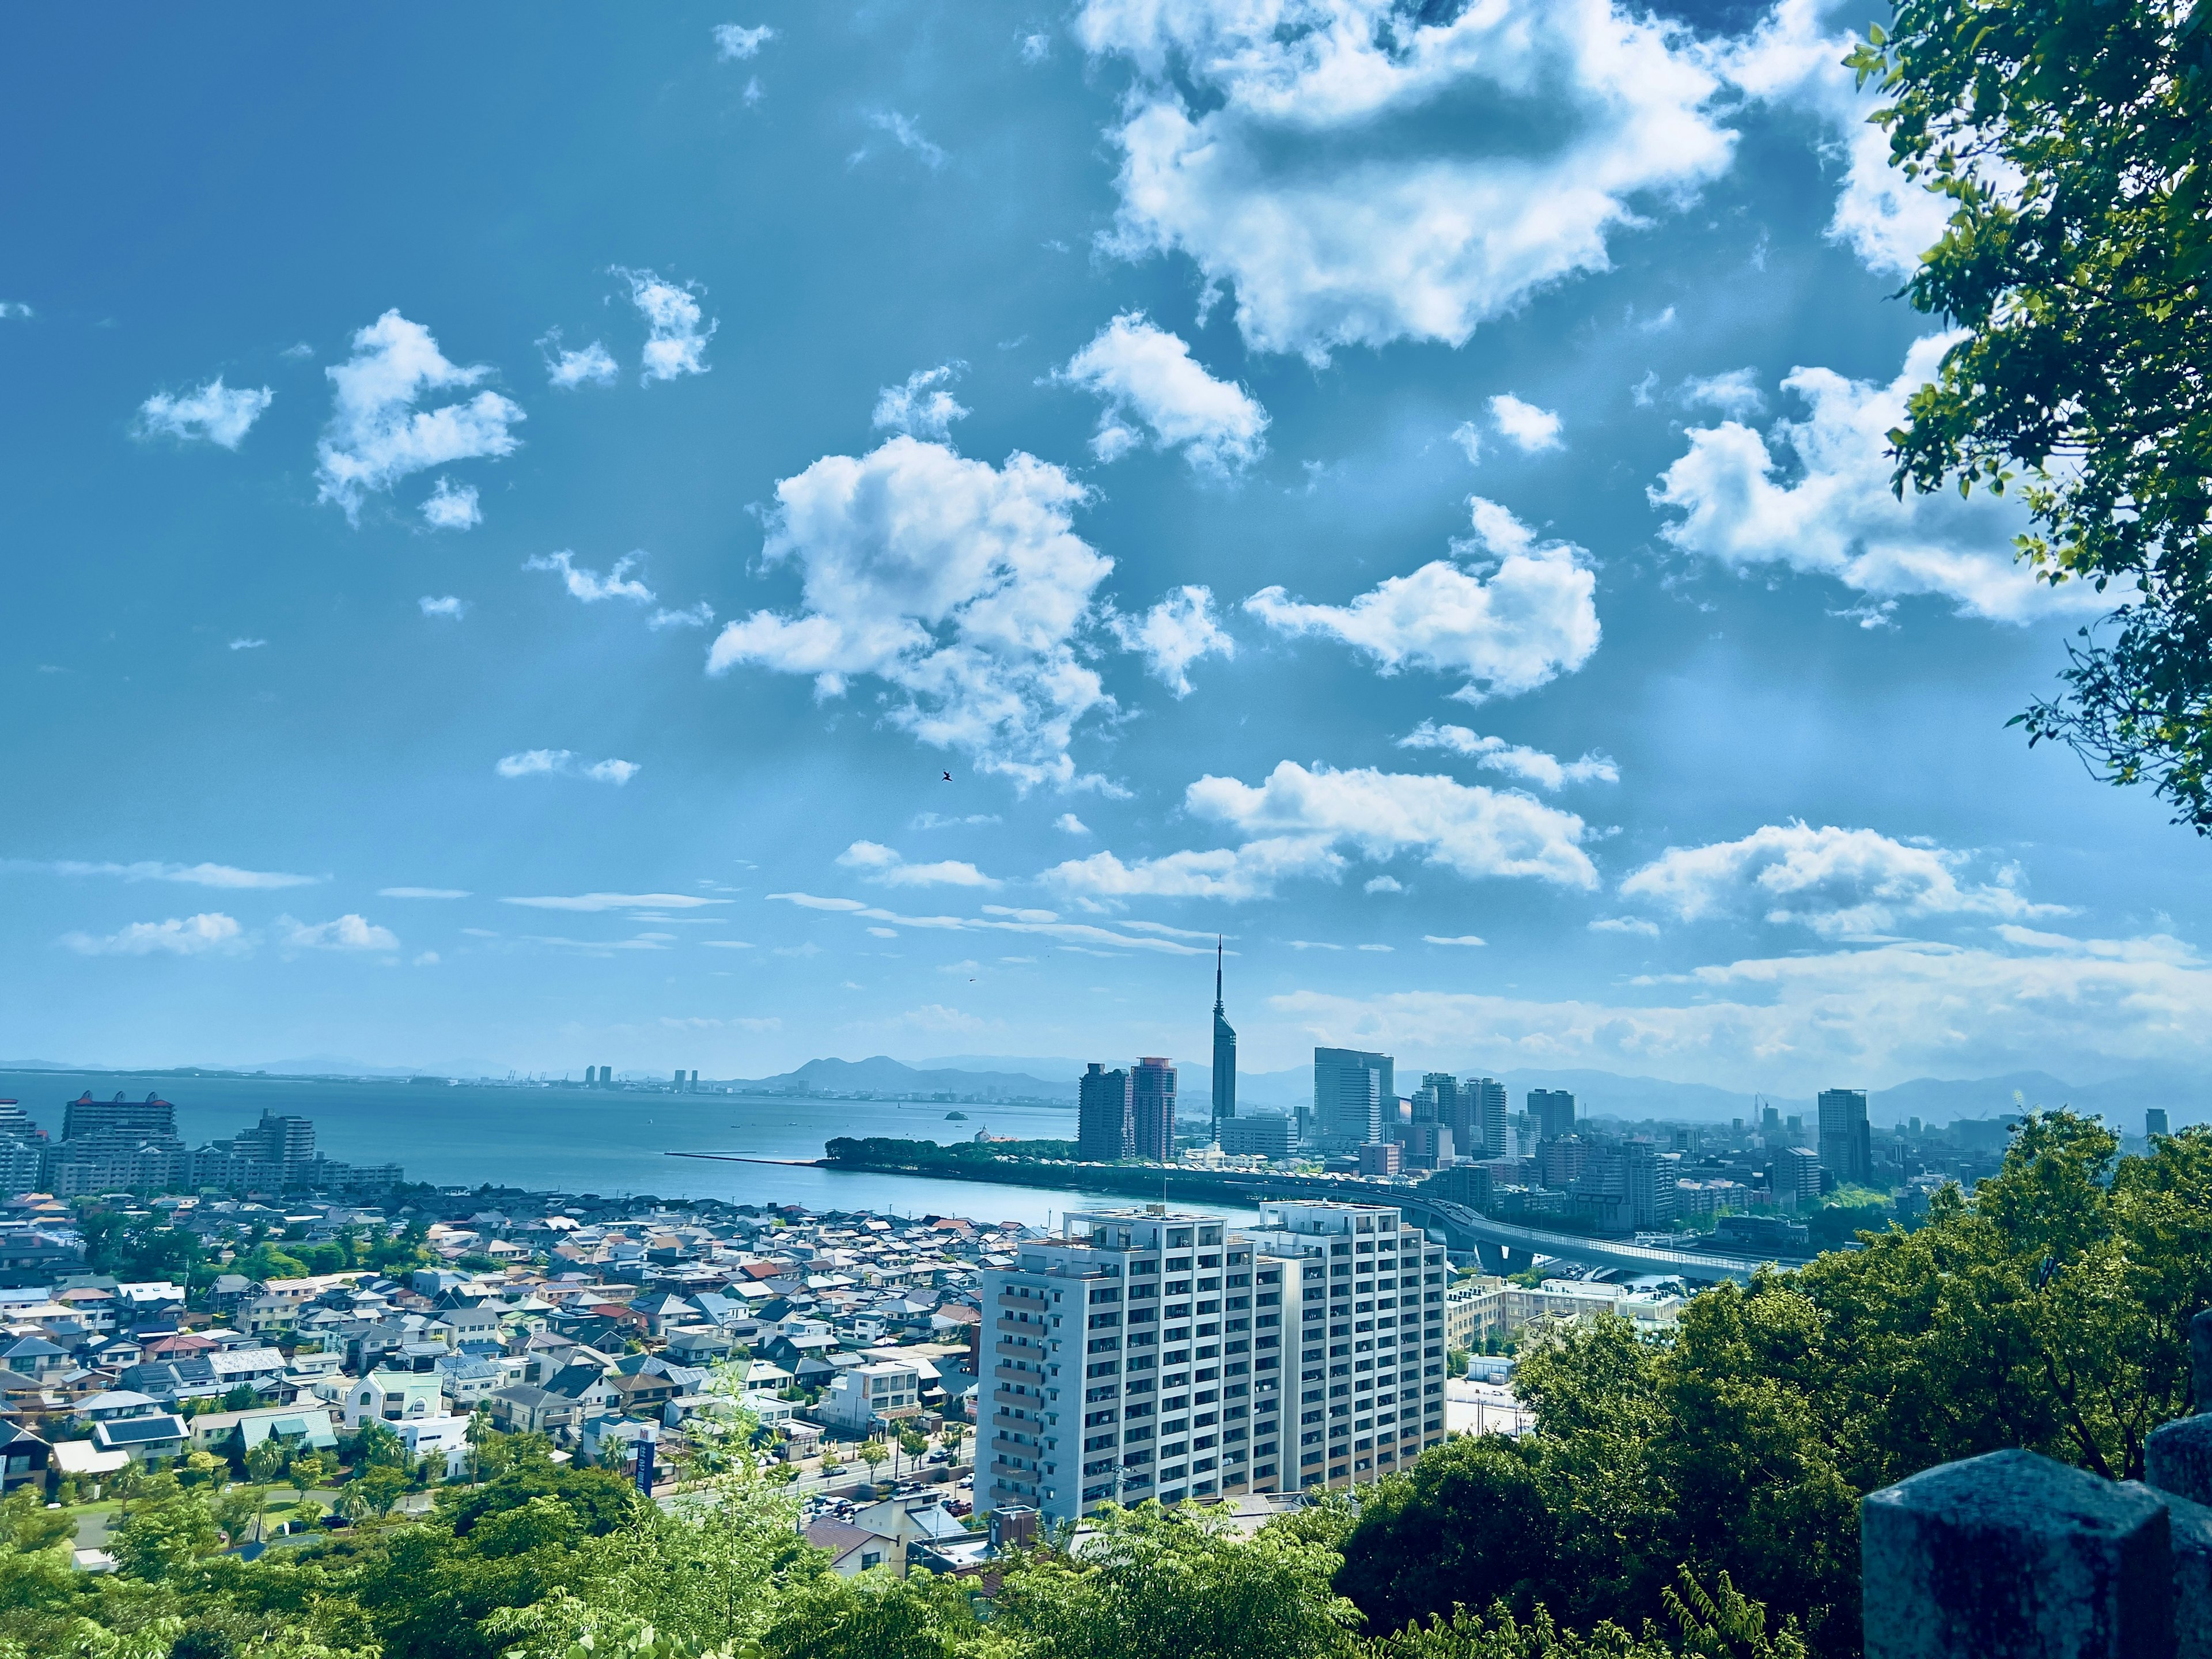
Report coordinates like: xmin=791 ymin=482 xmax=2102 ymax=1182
xmin=1214 ymin=935 xmax=1224 ymax=1016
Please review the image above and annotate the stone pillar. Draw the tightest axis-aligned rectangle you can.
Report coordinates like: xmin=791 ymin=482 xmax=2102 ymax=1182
xmin=1862 ymin=1448 xmax=2173 ymax=1659
xmin=2125 ymin=1488 xmax=2212 ymax=1659
xmin=2146 ymin=1311 xmax=2212 ymax=1508
xmin=2194 ymin=1310 xmax=2212 ymax=1414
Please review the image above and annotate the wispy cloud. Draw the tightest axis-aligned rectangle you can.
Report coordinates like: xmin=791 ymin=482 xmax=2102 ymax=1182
xmin=228 ymin=638 xmax=267 ymax=652
xmin=524 ymin=550 xmax=655 ymax=604
xmin=616 ymin=267 xmax=715 ymax=382
xmin=419 ymin=594 xmax=467 ymax=619
xmin=277 ymin=914 xmax=400 ymax=953
xmin=12 ymin=858 xmax=320 ymax=890
xmin=421 ymin=476 xmax=481 ymax=529
xmin=835 ymin=840 xmax=999 ymax=889
xmin=647 ymin=601 xmax=714 ymax=630
xmin=863 ymin=110 xmax=946 ymax=169
xmin=380 ymin=887 xmax=470 ymax=900
xmin=768 ymin=891 xmax=1210 ymax=955
xmin=62 ymin=912 xmax=247 ymax=957
xmin=503 ymin=892 xmax=730 ymax=912
xmin=713 ymin=22 xmax=775 ymax=59
xmin=873 ymin=365 xmax=969 ymax=441
xmin=537 ymin=328 xmax=619 ymax=389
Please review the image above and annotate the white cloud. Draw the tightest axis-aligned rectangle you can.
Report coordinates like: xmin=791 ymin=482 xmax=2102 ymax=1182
xmin=1044 ymin=760 xmax=1596 ymax=903
xmin=1590 ymin=915 xmax=1661 ymax=937
xmin=616 ymin=268 xmax=715 ymax=382
xmin=865 ymin=111 xmax=946 ymax=170
xmin=413 ymin=952 xmax=440 ymax=967
xmin=0 ymin=301 xmax=31 ymax=319
xmin=1619 ymin=821 xmax=2066 ymax=938
xmin=1488 ymin=394 xmax=1562 ymax=453
xmin=713 ymin=22 xmax=775 ymax=59
xmin=1364 ymin=876 xmax=1403 ymax=894
xmin=421 ymin=476 xmax=481 ymax=530
xmin=19 ymin=858 xmax=319 ymax=890
xmin=1397 ymin=721 xmax=1617 ymax=790
xmin=1078 ymin=0 xmax=1734 ymax=362
xmin=648 ymin=601 xmax=715 ymax=630
xmin=493 ymin=750 xmax=641 ymax=785
xmin=1110 ymin=584 xmax=1234 ymax=697
xmin=1717 ymin=0 xmax=1953 ymax=278
xmin=136 ymin=377 xmax=274 ymax=449
xmin=836 ymin=840 xmax=1000 ymax=889
xmin=1055 ymin=313 xmax=1268 ymax=474
xmin=62 ymin=912 xmax=247 ymax=957
xmin=229 ymin=638 xmax=266 ymax=652
xmin=707 ymin=437 xmax=1114 ymax=789
xmin=771 ymin=891 xmax=1213 ymax=955
xmin=873 ymin=365 xmax=969 ymax=442
xmin=539 ymin=329 xmax=620 ymax=389
xmin=315 ymin=312 xmax=523 ymax=522
xmin=1650 ymin=336 xmax=2108 ymax=623
xmin=1275 ymin=928 xmax=2212 ymax=1096
xmin=277 ymin=914 xmax=400 ymax=953
xmin=419 ymin=594 xmax=468 ymax=619
xmin=380 ymin=887 xmax=469 ymax=899
xmin=503 ymin=892 xmax=728 ymax=912
xmin=1245 ymin=495 xmax=1599 ymax=700
xmin=524 ymin=550 xmax=656 ymax=604
xmin=1425 ymin=933 xmax=1486 ymax=946
xmin=1450 ymin=422 xmax=1483 ymax=465
xmin=1020 ymin=31 xmax=1051 ymax=63
xmin=1675 ymin=368 xmax=1766 ymax=418
xmin=914 ymin=812 xmax=1002 ymax=830
xmin=1056 ymin=813 xmax=1090 ymax=836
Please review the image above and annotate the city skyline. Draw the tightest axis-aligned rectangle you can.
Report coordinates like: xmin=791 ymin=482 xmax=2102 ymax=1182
xmin=3 ymin=5 xmax=2209 ymax=1097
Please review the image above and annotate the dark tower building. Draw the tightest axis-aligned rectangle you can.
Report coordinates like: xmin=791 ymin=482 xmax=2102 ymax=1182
xmin=1210 ymin=938 xmax=1236 ymax=1142
xmin=1131 ymin=1058 xmax=1177 ymax=1162
xmin=1078 ymin=1064 xmax=1134 ymax=1162
xmin=62 ymin=1091 xmax=178 ymax=1144
xmin=1530 ymin=1088 xmax=1576 ymax=1142
xmin=1817 ymin=1088 xmax=1873 ymax=1187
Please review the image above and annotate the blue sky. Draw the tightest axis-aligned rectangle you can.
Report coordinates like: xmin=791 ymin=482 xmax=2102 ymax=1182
xmin=3 ymin=1 xmax=2206 ymax=1095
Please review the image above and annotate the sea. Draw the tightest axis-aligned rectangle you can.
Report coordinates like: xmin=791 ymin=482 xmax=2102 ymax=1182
xmin=0 ymin=1069 xmax=1260 ymax=1228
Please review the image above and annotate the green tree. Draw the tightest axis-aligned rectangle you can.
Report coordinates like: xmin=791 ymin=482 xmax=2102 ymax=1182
xmin=997 ymin=1501 xmax=1362 ymax=1659
xmin=111 ymin=1476 xmax=219 ymax=1579
xmin=758 ymin=1567 xmax=990 ymax=1659
xmin=354 ymin=1467 xmax=411 ymax=1519
xmin=245 ymin=1438 xmax=289 ymax=1487
xmin=858 ymin=1440 xmax=888 ymax=1485
xmin=1847 ymin=0 xmax=2212 ymax=829
xmin=350 ymin=1420 xmax=405 ymax=1471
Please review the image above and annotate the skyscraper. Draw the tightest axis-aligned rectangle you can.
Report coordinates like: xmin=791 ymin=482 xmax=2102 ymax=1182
xmin=1078 ymin=1064 xmax=1134 ymax=1162
xmin=1817 ymin=1088 xmax=1872 ymax=1187
xmin=1529 ymin=1089 xmax=1575 ymax=1141
xmin=1472 ymin=1077 xmax=1506 ymax=1157
xmin=2147 ymin=1108 xmax=2171 ymax=1138
xmin=1314 ymin=1048 xmax=1392 ymax=1149
xmin=1211 ymin=938 xmax=1236 ymax=1141
xmin=1131 ymin=1058 xmax=1177 ymax=1161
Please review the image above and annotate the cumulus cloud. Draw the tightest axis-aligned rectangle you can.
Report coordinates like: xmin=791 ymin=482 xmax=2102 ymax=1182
xmin=707 ymin=436 xmax=1114 ymax=789
xmin=1109 ymin=585 xmax=1234 ymax=697
xmin=16 ymin=858 xmax=319 ymax=890
xmin=1044 ymin=760 xmax=1596 ymax=903
xmin=539 ymin=330 xmax=619 ymax=389
xmin=62 ymin=912 xmax=247 ymax=957
xmin=1675 ymin=368 xmax=1766 ymax=418
xmin=1274 ymin=928 xmax=2212 ymax=1095
xmin=1056 ymin=813 xmax=1091 ymax=835
xmin=1055 ymin=313 xmax=1268 ymax=473
xmin=768 ymin=891 xmax=1213 ymax=955
xmin=1650 ymin=336 xmax=2108 ymax=623
xmin=315 ymin=311 xmax=523 ymax=522
xmin=616 ymin=268 xmax=715 ymax=382
xmin=873 ymin=365 xmax=969 ymax=442
xmin=420 ymin=594 xmax=467 ymax=619
xmin=1365 ymin=876 xmax=1403 ymax=894
xmin=714 ymin=22 xmax=775 ymax=59
xmin=1245 ymin=495 xmax=1599 ymax=700
xmin=136 ymin=377 xmax=274 ymax=449
xmin=493 ymin=750 xmax=641 ymax=785
xmin=1488 ymin=394 xmax=1562 ymax=453
xmin=1619 ymin=822 xmax=2067 ymax=938
xmin=1397 ymin=721 xmax=1617 ymax=790
xmin=277 ymin=914 xmax=400 ymax=953
xmin=1590 ymin=915 xmax=1661 ymax=937
xmin=1717 ymin=0 xmax=1953 ymax=278
xmin=1078 ymin=0 xmax=1734 ymax=362
xmin=836 ymin=840 xmax=999 ymax=889
xmin=421 ymin=477 xmax=480 ymax=530
xmin=524 ymin=550 xmax=656 ymax=604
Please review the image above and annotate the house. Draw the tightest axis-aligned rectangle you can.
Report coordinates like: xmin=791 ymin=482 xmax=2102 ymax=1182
xmin=662 ymin=1326 xmax=732 ymax=1365
xmin=395 ymin=1415 xmax=472 ymax=1479
xmin=0 ymin=1424 xmax=48 ymax=1491
xmin=74 ymin=1389 xmax=163 ymax=1424
xmin=541 ymin=1362 xmax=619 ymax=1421
xmin=93 ymin=1412 xmax=188 ymax=1465
xmin=189 ymin=1404 xmax=340 ymax=1458
xmin=343 ymin=1371 xmax=442 ymax=1427
xmin=488 ymin=1384 xmax=582 ymax=1437
xmin=433 ymin=1350 xmax=502 ymax=1408
xmin=578 ymin=1414 xmax=658 ymax=1468
xmin=821 ymin=1362 xmax=920 ymax=1434
xmin=802 ymin=1517 xmax=903 ymax=1576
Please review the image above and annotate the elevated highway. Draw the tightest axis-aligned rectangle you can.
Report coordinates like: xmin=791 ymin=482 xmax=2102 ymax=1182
xmin=1391 ymin=1192 xmax=1804 ymax=1283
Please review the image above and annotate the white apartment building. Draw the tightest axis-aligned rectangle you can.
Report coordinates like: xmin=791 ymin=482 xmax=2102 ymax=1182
xmin=979 ymin=1201 xmax=1448 ymax=1525
xmin=343 ymin=1370 xmax=443 ymax=1427
xmin=1240 ymin=1201 xmax=1449 ymax=1491
xmin=821 ymin=1362 xmax=920 ymax=1433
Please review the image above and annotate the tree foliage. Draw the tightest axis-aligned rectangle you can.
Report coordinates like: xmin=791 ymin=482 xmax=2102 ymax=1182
xmin=1849 ymin=0 xmax=2212 ymax=828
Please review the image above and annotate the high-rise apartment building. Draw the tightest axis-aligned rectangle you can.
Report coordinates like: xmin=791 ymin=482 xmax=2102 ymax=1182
xmin=1471 ymin=1078 xmax=1506 ymax=1157
xmin=1529 ymin=1089 xmax=1575 ymax=1141
xmin=1315 ymin=1048 xmax=1393 ymax=1150
xmin=1624 ymin=1142 xmax=1681 ymax=1229
xmin=1077 ymin=1065 xmax=1133 ymax=1163
xmin=1211 ymin=941 xmax=1236 ymax=1140
xmin=2147 ymin=1108 xmax=2171 ymax=1138
xmin=978 ymin=1201 xmax=1448 ymax=1526
xmin=1219 ymin=1115 xmax=1294 ymax=1160
xmin=225 ymin=1110 xmax=316 ymax=1168
xmin=62 ymin=1091 xmax=178 ymax=1144
xmin=1775 ymin=1145 xmax=1823 ymax=1206
xmin=1131 ymin=1059 xmax=1176 ymax=1162
xmin=1817 ymin=1089 xmax=1872 ymax=1187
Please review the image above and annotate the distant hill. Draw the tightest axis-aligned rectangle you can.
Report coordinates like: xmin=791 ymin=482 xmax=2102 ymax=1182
xmin=732 ymin=1054 xmax=1078 ymax=1102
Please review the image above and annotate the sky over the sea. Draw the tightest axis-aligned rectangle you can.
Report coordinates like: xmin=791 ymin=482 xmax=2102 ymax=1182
xmin=4 ymin=1 xmax=2207 ymax=1094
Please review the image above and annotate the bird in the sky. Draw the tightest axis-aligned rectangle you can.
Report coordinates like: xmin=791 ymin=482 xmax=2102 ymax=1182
xmin=941 ymin=771 xmax=952 ymax=782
